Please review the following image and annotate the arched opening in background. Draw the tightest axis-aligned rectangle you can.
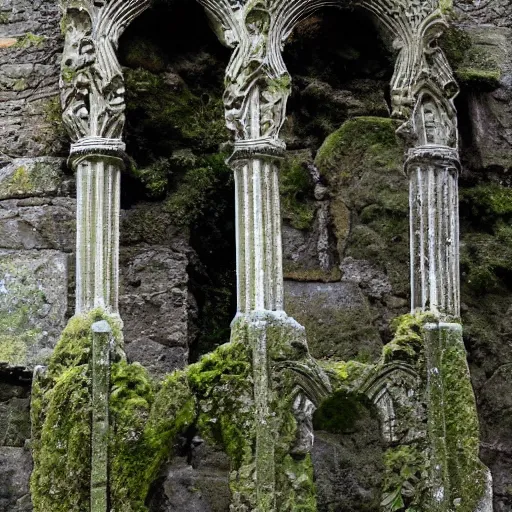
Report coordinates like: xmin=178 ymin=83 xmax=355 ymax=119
xmin=118 ymin=0 xmax=237 ymax=366
xmin=313 ymin=390 xmax=385 ymax=511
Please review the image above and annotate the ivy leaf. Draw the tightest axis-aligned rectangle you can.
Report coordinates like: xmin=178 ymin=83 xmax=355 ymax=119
xmin=402 ymin=480 xmax=416 ymax=497
xmin=381 ymin=487 xmax=405 ymax=511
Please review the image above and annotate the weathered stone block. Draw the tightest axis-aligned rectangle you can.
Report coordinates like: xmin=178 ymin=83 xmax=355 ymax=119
xmin=0 ymin=198 xmax=76 ymax=251
xmin=0 ymin=158 xmax=67 ymax=200
xmin=0 ymin=250 xmax=68 ymax=368
xmin=285 ymin=280 xmax=382 ymax=362
xmin=120 ymin=245 xmax=197 ymax=378
xmin=0 ymin=447 xmax=32 ymax=512
xmin=148 ymin=445 xmax=231 ymax=512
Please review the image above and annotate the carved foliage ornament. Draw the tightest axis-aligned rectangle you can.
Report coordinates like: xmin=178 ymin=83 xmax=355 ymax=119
xmin=198 ymin=0 xmax=458 ymax=150
xmin=60 ymin=0 xmax=150 ymax=142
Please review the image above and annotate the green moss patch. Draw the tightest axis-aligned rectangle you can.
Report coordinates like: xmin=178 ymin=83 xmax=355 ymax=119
xmin=440 ymin=26 xmax=502 ymax=91
xmin=125 ymin=68 xmax=228 ymax=158
xmin=280 ymin=152 xmax=316 ymax=231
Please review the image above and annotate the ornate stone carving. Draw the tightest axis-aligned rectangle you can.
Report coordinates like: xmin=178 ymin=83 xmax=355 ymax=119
xmin=60 ymin=0 xmax=150 ymax=142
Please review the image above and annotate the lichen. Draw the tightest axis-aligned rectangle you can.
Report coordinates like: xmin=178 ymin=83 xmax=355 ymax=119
xmin=14 ymin=33 xmax=46 ymax=48
xmin=0 ymin=258 xmax=46 ymax=366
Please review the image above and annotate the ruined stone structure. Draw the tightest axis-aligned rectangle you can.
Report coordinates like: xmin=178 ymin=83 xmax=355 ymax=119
xmin=0 ymin=0 xmax=511 ymax=511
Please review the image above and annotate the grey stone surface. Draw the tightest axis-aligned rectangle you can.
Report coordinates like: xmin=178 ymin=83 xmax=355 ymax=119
xmin=148 ymin=443 xmax=230 ymax=512
xmin=0 ymin=197 xmax=75 ymax=251
xmin=285 ymin=280 xmax=382 ymax=361
xmin=0 ymin=0 xmax=65 ymax=161
xmin=313 ymin=407 xmax=384 ymax=512
xmin=340 ymin=257 xmax=392 ymax=300
xmin=454 ymin=0 xmax=512 ymax=27
xmin=119 ymin=244 xmax=197 ymax=378
xmin=479 ymin=364 xmax=512 ymax=510
xmin=0 ymin=249 xmax=69 ymax=368
xmin=463 ymin=26 xmax=512 ymax=170
xmin=0 ymin=379 xmax=30 ymax=449
xmin=0 ymin=447 xmax=32 ymax=512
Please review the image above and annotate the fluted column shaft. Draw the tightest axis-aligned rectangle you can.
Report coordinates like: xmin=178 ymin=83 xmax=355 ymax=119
xmin=407 ymin=145 xmax=461 ymax=318
xmin=234 ymin=154 xmax=284 ymax=314
xmin=71 ymin=137 xmax=124 ymax=316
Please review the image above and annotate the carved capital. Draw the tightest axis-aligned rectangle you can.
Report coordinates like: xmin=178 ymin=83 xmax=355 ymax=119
xmin=405 ymin=144 xmax=460 ymax=173
xmin=198 ymin=0 xmax=315 ymax=154
xmin=60 ymin=0 xmax=150 ymax=142
xmin=69 ymin=136 xmax=126 ymax=169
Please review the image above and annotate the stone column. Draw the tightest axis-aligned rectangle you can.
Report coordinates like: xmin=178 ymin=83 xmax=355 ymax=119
xmin=407 ymin=145 xmax=460 ymax=318
xmin=232 ymin=143 xmax=284 ymax=314
xmin=59 ymin=2 xmax=149 ymax=510
xmin=90 ymin=320 xmax=112 ymax=512
xmin=60 ymin=0 xmax=149 ymax=317
xmin=198 ymin=2 xmax=332 ymax=509
xmin=70 ymin=137 xmax=124 ymax=315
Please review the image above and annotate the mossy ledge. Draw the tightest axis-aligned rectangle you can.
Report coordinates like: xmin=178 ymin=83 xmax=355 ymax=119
xmin=30 ymin=313 xmax=257 ymax=511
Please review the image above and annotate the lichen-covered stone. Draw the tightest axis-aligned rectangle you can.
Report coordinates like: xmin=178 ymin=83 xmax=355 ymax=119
xmin=0 ymin=158 xmax=67 ymax=200
xmin=0 ymin=250 xmax=68 ymax=368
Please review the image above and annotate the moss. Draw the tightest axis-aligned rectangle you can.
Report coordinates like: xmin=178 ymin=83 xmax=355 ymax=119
xmin=14 ymin=33 xmax=46 ymax=48
xmin=31 ymin=310 xmax=121 ymax=512
xmin=283 ymin=262 xmax=341 ymax=282
xmin=61 ymin=67 xmax=76 ymax=84
xmin=440 ymin=26 xmax=501 ymax=91
xmin=456 ymin=68 xmax=501 ymax=90
xmin=125 ymin=68 xmax=228 ymax=157
xmin=31 ymin=365 xmax=92 ymax=512
xmin=122 ymin=36 xmax=167 ymax=73
xmin=164 ymin=153 xmax=232 ymax=226
xmin=315 ymin=117 xmax=402 ymax=180
xmin=12 ymin=78 xmax=27 ymax=91
xmin=381 ymin=445 xmax=428 ymax=512
xmin=314 ymin=117 xmax=409 ymax=295
xmin=286 ymin=291 xmax=381 ymax=362
xmin=0 ymin=162 xmax=62 ymax=198
xmin=461 ymin=183 xmax=512 ymax=221
xmin=460 ymin=224 xmax=512 ymax=293
xmin=382 ymin=313 xmax=436 ymax=365
xmin=277 ymin=454 xmax=317 ymax=512
xmin=0 ymin=337 xmax=27 ymax=366
xmin=322 ymin=359 xmax=370 ymax=391
xmin=439 ymin=326 xmax=488 ymax=511
xmin=41 ymin=96 xmax=68 ymax=152
xmin=280 ymin=152 xmax=316 ymax=231
xmin=109 ymin=365 xmax=195 ymax=512
xmin=188 ymin=339 xmax=253 ymax=466
xmin=0 ymin=258 xmax=47 ymax=366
